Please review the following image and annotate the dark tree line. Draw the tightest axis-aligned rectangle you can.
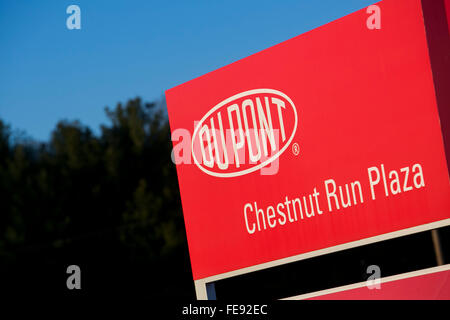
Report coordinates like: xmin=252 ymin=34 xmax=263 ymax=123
xmin=0 ymin=98 xmax=194 ymax=298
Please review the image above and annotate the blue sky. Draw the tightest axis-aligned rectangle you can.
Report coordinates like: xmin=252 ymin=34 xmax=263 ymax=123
xmin=0 ymin=0 xmax=375 ymax=141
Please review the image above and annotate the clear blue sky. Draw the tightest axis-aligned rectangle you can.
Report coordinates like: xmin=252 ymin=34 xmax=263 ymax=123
xmin=0 ymin=0 xmax=375 ymax=141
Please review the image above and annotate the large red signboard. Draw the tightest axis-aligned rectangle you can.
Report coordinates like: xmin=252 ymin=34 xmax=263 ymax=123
xmin=166 ymin=0 xmax=450 ymax=281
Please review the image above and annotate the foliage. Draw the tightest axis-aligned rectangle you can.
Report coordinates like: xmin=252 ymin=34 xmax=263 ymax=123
xmin=0 ymin=98 xmax=193 ymax=298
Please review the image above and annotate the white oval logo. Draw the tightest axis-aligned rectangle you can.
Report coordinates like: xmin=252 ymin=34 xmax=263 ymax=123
xmin=191 ymin=89 xmax=298 ymax=178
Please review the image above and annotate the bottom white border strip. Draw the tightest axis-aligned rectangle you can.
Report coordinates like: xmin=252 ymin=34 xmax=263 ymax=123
xmin=282 ymin=264 xmax=450 ymax=300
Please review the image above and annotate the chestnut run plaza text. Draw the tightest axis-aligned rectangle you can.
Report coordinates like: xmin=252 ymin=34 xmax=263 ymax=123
xmin=244 ymin=163 xmax=426 ymax=234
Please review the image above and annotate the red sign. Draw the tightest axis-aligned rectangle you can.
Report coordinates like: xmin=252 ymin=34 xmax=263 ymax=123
xmin=165 ymin=0 xmax=450 ymax=281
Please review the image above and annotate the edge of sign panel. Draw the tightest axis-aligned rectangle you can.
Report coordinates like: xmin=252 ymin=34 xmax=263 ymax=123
xmin=165 ymin=0 xmax=384 ymax=96
xmin=281 ymin=264 xmax=450 ymax=300
xmin=194 ymin=219 xmax=450 ymax=299
xmin=422 ymin=0 xmax=450 ymax=172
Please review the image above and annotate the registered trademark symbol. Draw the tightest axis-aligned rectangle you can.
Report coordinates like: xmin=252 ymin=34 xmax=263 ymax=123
xmin=292 ymin=143 xmax=300 ymax=156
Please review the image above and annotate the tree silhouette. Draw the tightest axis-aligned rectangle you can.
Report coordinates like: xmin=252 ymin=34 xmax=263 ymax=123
xmin=0 ymin=98 xmax=193 ymax=298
